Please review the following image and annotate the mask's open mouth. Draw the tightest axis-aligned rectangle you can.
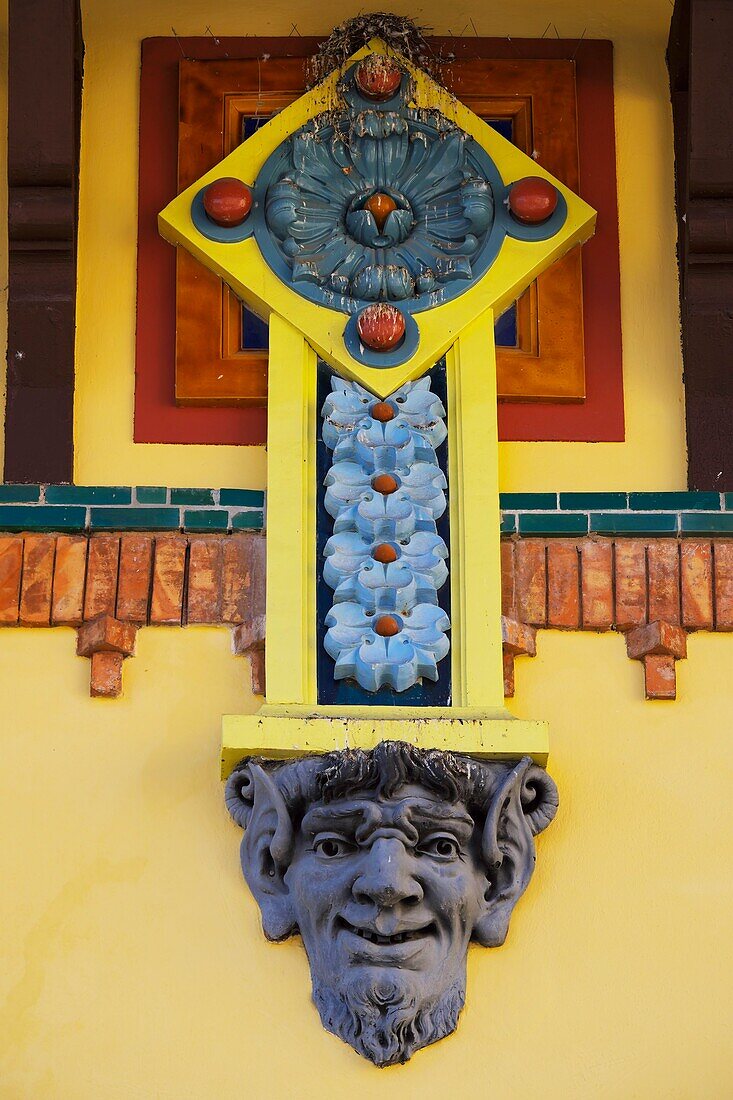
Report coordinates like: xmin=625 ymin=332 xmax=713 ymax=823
xmin=336 ymin=916 xmax=435 ymax=946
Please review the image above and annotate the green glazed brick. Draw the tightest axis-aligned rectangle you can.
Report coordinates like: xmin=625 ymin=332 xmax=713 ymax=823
xmin=590 ymin=512 xmax=678 ymax=535
xmin=559 ymin=492 xmax=627 ymax=510
xmin=136 ymin=486 xmax=168 ymax=504
xmin=45 ymin=485 xmax=132 ymax=505
xmin=183 ymin=509 xmax=230 ymax=531
xmin=231 ymin=511 xmax=265 ymax=530
xmin=500 ymin=513 xmax=517 ymax=535
xmin=219 ymin=488 xmax=266 ymax=507
xmin=0 ymin=485 xmax=41 ymax=503
xmin=680 ymin=513 xmax=733 ymax=534
xmin=0 ymin=505 xmax=86 ymax=531
xmin=724 ymin=494 xmax=733 ymax=511
xmin=518 ymin=513 xmax=588 ymax=536
xmin=500 ymin=493 xmax=558 ymax=510
xmin=89 ymin=507 xmax=180 ymax=530
xmin=170 ymin=488 xmax=216 ymax=506
xmin=628 ymin=491 xmax=720 ymax=511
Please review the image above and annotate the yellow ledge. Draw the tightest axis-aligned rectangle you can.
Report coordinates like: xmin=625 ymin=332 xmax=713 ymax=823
xmin=221 ymin=707 xmax=548 ymax=777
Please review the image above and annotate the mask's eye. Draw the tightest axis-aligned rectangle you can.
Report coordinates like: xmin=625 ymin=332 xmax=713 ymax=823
xmin=314 ymin=835 xmax=355 ymax=859
xmin=417 ymin=834 xmax=461 ymax=861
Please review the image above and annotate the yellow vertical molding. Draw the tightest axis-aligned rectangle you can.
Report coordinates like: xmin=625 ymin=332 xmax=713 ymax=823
xmin=447 ymin=310 xmax=506 ymax=709
xmin=264 ymin=315 xmax=318 ymax=705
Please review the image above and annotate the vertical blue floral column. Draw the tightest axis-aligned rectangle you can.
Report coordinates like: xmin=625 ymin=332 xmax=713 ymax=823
xmin=322 ymin=375 xmax=450 ymax=692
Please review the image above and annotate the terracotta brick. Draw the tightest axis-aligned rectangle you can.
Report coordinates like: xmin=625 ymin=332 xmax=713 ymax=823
xmin=222 ymin=536 xmax=252 ymax=624
xmin=84 ymin=535 xmax=120 ymax=620
xmin=187 ymin=538 xmax=223 ymax=624
xmin=51 ymin=536 xmax=87 ymax=625
xmin=0 ymin=536 xmax=23 ymax=624
xmin=501 ymin=615 xmax=537 ymax=656
xmin=626 ymin=620 xmax=687 ymax=661
xmin=614 ymin=539 xmax=647 ymax=630
xmin=713 ymin=541 xmax=733 ymax=630
xmin=90 ymin=651 xmax=124 ymax=698
xmin=249 ymin=533 xmax=266 ymax=621
xmin=249 ymin=644 xmax=266 ymax=696
xmin=19 ymin=535 xmax=55 ymax=626
xmin=116 ymin=535 xmax=153 ymax=623
xmin=642 ymin=654 xmax=677 ymax=700
xmin=77 ymin=615 xmax=137 ymax=657
xmin=503 ymin=649 xmax=516 ymax=698
xmin=515 ymin=539 xmax=546 ymax=626
xmin=547 ymin=541 xmax=580 ymax=628
xmin=647 ymin=540 xmax=680 ymax=625
xmin=150 ymin=537 xmax=188 ymax=625
xmin=680 ymin=540 xmax=713 ymax=629
xmin=500 ymin=541 xmax=516 ymax=618
xmin=581 ymin=540 xmax=614 ymax=630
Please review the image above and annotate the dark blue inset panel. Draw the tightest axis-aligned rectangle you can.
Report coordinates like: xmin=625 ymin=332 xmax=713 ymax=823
xmin=316 ymin=361 xmax=451 ymax=707
xmin=494 ymin=308 xmax=517 ymax=347
xmin=487 ymin=118 xmax=514 ymax=142
xmin=241 ymin=116 xmax=268 ymax=141
xmin=241 ymin=307 xmax=269 ymax=351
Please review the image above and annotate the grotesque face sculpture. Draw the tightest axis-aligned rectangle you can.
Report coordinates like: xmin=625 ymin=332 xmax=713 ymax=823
xmin=225 ymin=741 xmax=558 ymax=1067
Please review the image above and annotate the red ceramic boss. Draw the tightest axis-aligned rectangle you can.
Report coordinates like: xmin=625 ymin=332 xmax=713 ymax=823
xmin=203 ymin=177 xmax=253 ymax=227
xmin=357 ymin=304 xmax=406 ymax=352
xmin=508 ymin=177 xmax=558 ymax=225
xmin=355 ymin=55 xmax=403 ymax=101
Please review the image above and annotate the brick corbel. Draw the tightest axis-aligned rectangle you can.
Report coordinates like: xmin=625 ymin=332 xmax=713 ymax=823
xmin=76 ymin=615 xmax=137 ymax=698
xmin=232 ymin=620 xmax=266 ymax=696
xmin=625 ymin=620 xmax=687 ymax=700
xmin=501 ymin=615 xmax=537 ymax=697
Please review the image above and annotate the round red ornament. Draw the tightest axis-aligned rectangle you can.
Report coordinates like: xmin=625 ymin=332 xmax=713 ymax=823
xmin=354 ymin=55 xmax=403 ymax=101
xmin=372 ymin=543 xmax=399 ymax=564
xmin=364 ymin=193 xmax=397 ymax=232
xmin=370 ymin=401 xmax=395 ymax=422
xmin=203 ymin=178 xmax=253 ymax=227
xmin=507 ymin=177 xmax=558 ymax=225
xmin=371 ymin=473 xmax=400 ymax=496
xmin=374 ymin=614 xmax=401 ymax=637
xmin=357 ymin=304 xmax=406 ymax=352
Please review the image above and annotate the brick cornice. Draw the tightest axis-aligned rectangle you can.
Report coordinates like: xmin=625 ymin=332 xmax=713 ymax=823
xmin=1 ymin=530 xmax=731 ymax=700
xmin=501 ymin=536 xmax=733 ymax=698
xmin=0 ymin=531 xmax=265 ymax=697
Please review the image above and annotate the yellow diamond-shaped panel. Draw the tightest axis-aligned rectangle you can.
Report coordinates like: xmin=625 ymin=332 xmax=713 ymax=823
xmin=158 ymin=39 xmax=596 ymax=396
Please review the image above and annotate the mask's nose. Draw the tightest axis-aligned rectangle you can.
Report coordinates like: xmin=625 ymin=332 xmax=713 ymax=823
xmin=352 ymin=836 xmax=424 ymax=908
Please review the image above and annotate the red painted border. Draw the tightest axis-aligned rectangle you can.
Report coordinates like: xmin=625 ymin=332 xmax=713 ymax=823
xmin=135 ymin=37 xmax=623 ymax=444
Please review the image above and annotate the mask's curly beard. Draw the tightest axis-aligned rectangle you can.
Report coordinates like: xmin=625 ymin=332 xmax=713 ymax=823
xmin=312 ymin=972 xmax=466 ymax=1067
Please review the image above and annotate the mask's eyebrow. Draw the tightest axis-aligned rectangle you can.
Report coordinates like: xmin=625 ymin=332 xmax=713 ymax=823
xmin=301 ymin=801 xmax=380 ymax=837
xmin=401 ymin=800 xmax=475 ymax=843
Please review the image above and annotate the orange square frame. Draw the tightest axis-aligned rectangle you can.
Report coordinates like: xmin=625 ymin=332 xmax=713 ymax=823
xmin=135 ymin=36 xmax=623 ymax=443
xmin=174 ymin=57 xmax=585 ymax=405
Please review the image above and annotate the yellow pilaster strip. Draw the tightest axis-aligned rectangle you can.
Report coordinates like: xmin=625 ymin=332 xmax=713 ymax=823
xmin=447 ymin=311 xmax=506 ymax=709
xmin=264 ymin=315 xmax=318 ymax=706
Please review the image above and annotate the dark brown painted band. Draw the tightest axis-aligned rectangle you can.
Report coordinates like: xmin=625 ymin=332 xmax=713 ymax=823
xmin=668 ymin=0 xmax=733 ymax=490
xmin=4 ymin=0 xmax=83 ymax=484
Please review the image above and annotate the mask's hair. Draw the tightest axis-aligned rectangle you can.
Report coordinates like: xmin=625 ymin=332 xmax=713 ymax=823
xmin=225 ymin=741 xmax=557 ymax=836
xmin=318 ymin=740 xmax=491 ymax=806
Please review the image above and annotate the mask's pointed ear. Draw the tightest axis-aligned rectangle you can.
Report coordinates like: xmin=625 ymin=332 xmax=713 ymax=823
xmin=473 ymin=758 xmax=558 ymax=948
xmin=225 ymin=763 xmax=296 ymax=942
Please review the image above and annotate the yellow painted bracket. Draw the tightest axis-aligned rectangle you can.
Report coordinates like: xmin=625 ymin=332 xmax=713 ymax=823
xmin=222 ymin=707 xmax=548 ymax=777
xmin=219 ymin=314 xmax=549 ymax=777
xmin=157 ymin=40 xmax=596 ymax=773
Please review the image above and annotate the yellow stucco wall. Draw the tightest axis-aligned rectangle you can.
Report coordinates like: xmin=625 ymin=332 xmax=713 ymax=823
xmin=68 ymin=0 xmax=685 ymax=490
xmin=1 ymin=628 xmax=731 ymax=1097
xmin=5 ymin=4 xmax=730 ymax=1098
